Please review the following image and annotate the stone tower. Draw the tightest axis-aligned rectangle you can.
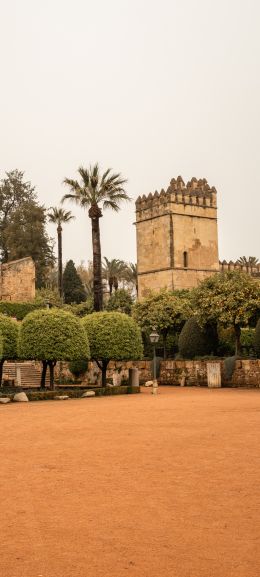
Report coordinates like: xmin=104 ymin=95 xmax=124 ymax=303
xmin=135 ymin=176 xmax=219 ymax=298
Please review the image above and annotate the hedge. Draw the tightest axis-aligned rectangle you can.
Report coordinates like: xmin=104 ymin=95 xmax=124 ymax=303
xmin=3 ymin=385 xmax=140 ymax=402
xmin=0 ymin=301 xmax=42 ymax=320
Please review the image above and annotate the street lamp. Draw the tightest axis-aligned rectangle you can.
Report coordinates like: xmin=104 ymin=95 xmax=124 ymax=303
xmin=149 ymin=327 xmax=160 ymax=394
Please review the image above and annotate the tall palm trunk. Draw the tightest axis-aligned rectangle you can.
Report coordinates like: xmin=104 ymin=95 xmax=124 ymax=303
xmin=89 ymin=204 xmax=103 ymax=311
xmin=109 ymin=278 xmax=113 ymax=295
xmin=57 ymin=225 xmax=63 ymax=299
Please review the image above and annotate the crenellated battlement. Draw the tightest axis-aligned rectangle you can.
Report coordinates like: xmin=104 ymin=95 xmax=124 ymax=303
xmin=219 ymin=260 xmax=260 ymax=276
xmin=135 ymin=176 xmax=217 ymax=222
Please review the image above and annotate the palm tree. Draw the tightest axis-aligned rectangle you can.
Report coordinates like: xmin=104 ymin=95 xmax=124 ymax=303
xmin=48 ymin=207 xmax=74 ymax=298
xmin=123 ymin=262 xmax=138 ymax=295
xmin=62 ymin=164 xmax=129 ymax=311
xmin=237 ymin=256 xmax=259 ymax=268
xmin=102 ymin=257 xmax=127 ymax=295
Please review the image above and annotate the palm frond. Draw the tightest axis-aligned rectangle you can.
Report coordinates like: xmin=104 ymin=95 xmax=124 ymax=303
xmin=63 ymin=178 xmax=81 ymax=192
xmin=78 ymin=167 xmax=90 ymax=188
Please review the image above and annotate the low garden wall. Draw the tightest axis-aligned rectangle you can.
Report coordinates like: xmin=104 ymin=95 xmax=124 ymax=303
xmin=160 ymin=359 xmax=260 ymax=388
xmin=56 ymin=359 xmax=260 ymax=388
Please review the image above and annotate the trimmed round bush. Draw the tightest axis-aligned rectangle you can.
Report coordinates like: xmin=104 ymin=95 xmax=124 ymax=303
xmin=178 ymin=317 xmax=207 ymax=359
xmin=82 ymin=311 xmax=143 ymax=386
xmin=69 ymin=358 xmax=89 ymax=378
xmin=0 ymin=314 xmax=19 ymax=384
xmin=19 ymin=308 xmax=90 ymax=388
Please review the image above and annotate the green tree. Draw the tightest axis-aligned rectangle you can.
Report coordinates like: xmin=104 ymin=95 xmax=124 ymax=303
xmin=63 ymin=260 xmax=87 ymax=304
xmin=0 ymin=315 xmax=19 ymax=385
xmin=76 ymin=261 xmax=93 ymax=297
xmin=0 ymin=169 xmax=36 ymax=262
xmin=63 ymin=164 xmax=130 ymax=311
xmin=178 ymin=317 xmax=207 ymax=358
xmin=132 ymin=290 xmax=192 ymax=359
xmin=123 ymin=262 xmax=138 ymax=296
xmin=192 ymin=271 xmax=260 ymax=355
xmin=82 ymin=311 xmax=143 ymax=386
xmin=0 ymin=170 xmax=54 ymax=286
xmin=19 ymin=309 xmax=90 ymax=388
xmin=4 ymin=202 xmax=54 ymax=287
xmin=106 ymin=288 xmax=133 ymax=315
xmin=48 ymin=207 xmax=74 ymax=298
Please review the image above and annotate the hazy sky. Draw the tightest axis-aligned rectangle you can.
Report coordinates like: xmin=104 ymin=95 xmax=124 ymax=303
xmin=1 ymin=0 xmax=259 ymax=266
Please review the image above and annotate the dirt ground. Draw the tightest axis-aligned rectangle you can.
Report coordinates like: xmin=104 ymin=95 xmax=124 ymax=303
xmin=0 ymin=387 xmax=260 ymax=577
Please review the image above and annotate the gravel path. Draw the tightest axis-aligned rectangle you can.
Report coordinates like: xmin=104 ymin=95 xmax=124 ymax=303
xmin=0 ymin=387 xmax=260 ymax=577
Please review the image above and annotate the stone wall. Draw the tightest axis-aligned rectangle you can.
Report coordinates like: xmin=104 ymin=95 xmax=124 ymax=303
xmin=0 ymin=257 xmax=35 ymax=302
xmin=56 ymin=359 xmax=260 ymax=389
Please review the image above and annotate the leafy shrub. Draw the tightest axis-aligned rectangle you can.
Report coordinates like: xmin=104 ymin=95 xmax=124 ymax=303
xmin=253 ymin=319 xmax=260 ymax=358
xmin=69 ymin=358 xmax=89 ymax=378
xmin=34 ymin=288 xmax=62 ymax=307
xmin=20 ymin=385 xmax=140 ymax=401
xmin=105 ymin=289 xmax=133 ymax=315
xmin=0 ymin=301 xmax=41 ymax=320
xmin=63 ymin=298 xmax=94 ymax=317
xmin=178 ymin=317 xmax=208 ymax=359
xmin=217 ymin=326 xmax=236 ymax=356
xmin=240 ymin=328 xmax=255 ymax=356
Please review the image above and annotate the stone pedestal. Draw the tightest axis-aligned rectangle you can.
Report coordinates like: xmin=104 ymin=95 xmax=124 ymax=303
xmin=129 ymin=368 xmax=139 ymax=387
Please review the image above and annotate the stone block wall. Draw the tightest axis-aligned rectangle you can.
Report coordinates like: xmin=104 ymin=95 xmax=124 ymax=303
xmin=0 ymin=257 xmax=35 ymax=302
xmin=55 ymin=358 xmax=260 ymax=388
xmin=159 ymin=359 xmax=260 ymax=388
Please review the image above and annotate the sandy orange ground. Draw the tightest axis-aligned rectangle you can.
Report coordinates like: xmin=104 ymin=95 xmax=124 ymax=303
xmin=1 ymin=387 xmax=260 ymax=577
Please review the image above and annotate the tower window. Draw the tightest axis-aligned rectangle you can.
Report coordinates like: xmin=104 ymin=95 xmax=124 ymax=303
xmin=183 ymin=251 xmax=188 ymax=268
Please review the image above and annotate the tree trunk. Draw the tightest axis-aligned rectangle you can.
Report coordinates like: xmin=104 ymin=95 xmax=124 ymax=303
xmin=57 ymin=225 xmax=63 ymax=299
xmin=114 ymin=276 xmax=118 ymax=291
xmin=41 ymin=360 xmax=47 ymax=389
xmin=109 ymin=278 xmax=113 ymax=295
xmin=89 ymin=209 xmax=103 ymax=312
xmin=0 ymin=359 xmax=4 ymax=386
xmin=101 ymin=360 xmax=109 ymax=387
xmin=48 ymin=361 xmax=56 ymax=390
xmin=234 ymin=324 xmax=241 ymax=356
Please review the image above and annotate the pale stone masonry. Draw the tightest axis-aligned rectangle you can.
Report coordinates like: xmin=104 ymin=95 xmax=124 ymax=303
xmin=135 ymin=176 xmax=260 ymax=298
xmin=135 ymin=176 xmax=219 ymax=298
xmin=0 ymin=257 xmax=35 ymax=301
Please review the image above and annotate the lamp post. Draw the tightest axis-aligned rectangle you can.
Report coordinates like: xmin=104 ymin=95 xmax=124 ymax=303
xmin=149 ymin=328 xmax=160 ymax=394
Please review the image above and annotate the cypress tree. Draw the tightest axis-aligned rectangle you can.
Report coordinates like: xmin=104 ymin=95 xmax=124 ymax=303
xmin=63 ymin=260 xmax=87 ymax=304
xmin=178 ymin=317 xmax=207 ymax=359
